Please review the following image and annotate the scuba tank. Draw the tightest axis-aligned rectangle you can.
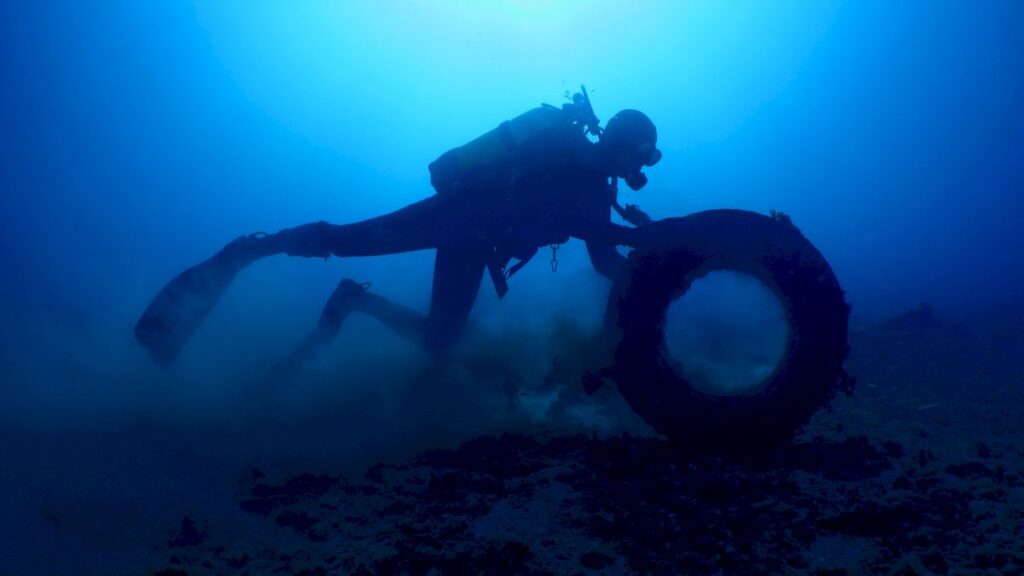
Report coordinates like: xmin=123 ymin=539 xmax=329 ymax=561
xmin=429 ymin=86 xmax=601 ymax=197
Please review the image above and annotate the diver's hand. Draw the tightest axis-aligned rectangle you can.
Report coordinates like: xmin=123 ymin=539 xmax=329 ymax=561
xmin=621 ymin=204 xmax=653 ymax=227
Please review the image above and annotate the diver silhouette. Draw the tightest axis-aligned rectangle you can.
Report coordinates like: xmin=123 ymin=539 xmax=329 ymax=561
xmin=135 ymin=89 xmax=661 ymax=370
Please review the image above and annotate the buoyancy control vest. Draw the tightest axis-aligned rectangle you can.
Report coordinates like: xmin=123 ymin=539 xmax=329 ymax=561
xmin=427 ymin=88 xmax=602 ymax=299
xmin=428 ymin=88 xmax=601 ymax=198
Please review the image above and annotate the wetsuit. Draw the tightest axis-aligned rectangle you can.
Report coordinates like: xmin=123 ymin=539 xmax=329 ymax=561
xmin=272 ymin=121 xmax=630 ymax=351
xmin=135 ymin=121 xmax=636 ymax=366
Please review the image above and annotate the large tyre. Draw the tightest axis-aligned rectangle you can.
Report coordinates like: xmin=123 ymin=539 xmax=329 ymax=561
xmin=606 ymin=210 xmax=850 ymax=453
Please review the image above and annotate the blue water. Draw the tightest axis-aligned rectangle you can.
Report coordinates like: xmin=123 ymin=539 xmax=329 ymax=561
xmin=1 ymin=2 xmax=1022 ymax=573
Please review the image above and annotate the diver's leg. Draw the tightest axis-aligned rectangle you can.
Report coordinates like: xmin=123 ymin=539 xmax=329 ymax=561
xmin=242 ymin=195 xmax=472 ymax=260
xmin=324 ymin=244 xmax=489 ymax=352
xmin=272 ymin=280 xmax=375 ymax=375
xmin=277 ymin=245 xmax=488 ymax=372
xmin=422 ymin=244 xmax=489 ymax=352
xmin=136 ymin=196 xmax=474 ymax=364
xmin=276 ymin=279 xmax=432 ymax=375
xmin=319 ymin=244 xmax=488 ymax=352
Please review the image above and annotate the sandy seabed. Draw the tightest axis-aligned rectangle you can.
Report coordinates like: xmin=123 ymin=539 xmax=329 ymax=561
xmin=3 ymin=306 xmax=1023 ymax=575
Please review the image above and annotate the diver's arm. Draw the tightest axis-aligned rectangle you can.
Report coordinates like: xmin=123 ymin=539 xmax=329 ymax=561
xmin=609 ymin=180 xmax=654 ymax=227
xmin=576 ymin=190 xmax=639 ymax=279
xmin=586 ymin=239 xmax=626 ymax=280
xmin=574 ymin=176 xmax=642 ymax=279
xmin=612 ymin=201 xmax=654 ymax=227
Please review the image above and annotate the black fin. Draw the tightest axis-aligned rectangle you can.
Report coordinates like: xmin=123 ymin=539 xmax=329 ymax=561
xmin=134 ymin=246 xmax=252 ymax=364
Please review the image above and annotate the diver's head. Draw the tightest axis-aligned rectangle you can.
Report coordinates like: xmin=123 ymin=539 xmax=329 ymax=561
xmin=597 ymin=109 xmax=661 ymax=190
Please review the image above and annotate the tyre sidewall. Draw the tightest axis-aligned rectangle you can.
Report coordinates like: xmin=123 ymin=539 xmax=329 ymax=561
xmin=607 ymin=210 xmax=849 ymax=453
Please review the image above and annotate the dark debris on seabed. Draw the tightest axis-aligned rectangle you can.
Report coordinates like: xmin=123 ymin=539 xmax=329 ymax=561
xmin=149 ymin=306 xmax=1024 ymax=575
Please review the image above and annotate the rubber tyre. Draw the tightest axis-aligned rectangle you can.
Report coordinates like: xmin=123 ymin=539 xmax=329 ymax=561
xmin=606 ymin=210 xmax=850 ymax=454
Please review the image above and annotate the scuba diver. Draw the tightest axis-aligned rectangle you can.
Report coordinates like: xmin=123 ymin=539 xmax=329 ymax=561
xmin=135 ymin=88 xmax=662 ymax=370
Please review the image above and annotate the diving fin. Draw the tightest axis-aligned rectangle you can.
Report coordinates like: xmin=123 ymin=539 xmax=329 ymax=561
xmin=134 ymin=235 xmax=267 ymax=365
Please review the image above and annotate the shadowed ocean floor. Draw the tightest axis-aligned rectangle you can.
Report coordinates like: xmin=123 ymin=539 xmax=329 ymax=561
xmin=2 ymin=304 xmax=1023 ymax=575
